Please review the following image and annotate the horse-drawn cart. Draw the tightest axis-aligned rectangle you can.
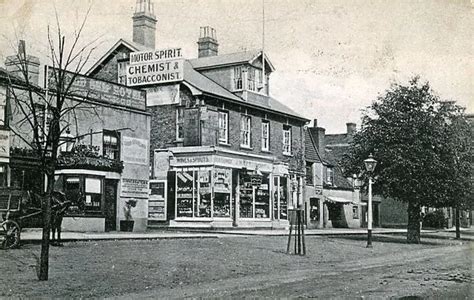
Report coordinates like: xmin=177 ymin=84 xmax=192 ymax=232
xmin=0 ymin=188 xmax=71 ymax=249
xmin=0 ymin=189 xmax=24 ymax=249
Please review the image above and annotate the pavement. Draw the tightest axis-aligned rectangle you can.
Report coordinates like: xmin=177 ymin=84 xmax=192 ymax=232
xmin=18 ymin=226 xmax=473 ymax=242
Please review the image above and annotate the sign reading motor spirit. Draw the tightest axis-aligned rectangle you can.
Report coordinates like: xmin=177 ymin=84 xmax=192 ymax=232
xmin=126 ymin=48 xmax=184 ymax=87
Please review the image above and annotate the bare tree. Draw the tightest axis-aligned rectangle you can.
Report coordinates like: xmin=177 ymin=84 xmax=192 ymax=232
xmin=5 ymin=8 xmax=99 ymax=280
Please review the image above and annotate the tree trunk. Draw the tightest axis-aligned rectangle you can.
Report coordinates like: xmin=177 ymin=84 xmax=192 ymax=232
xmin=407 ymin=202 xmax=421 ymax=244
xmin=37 ymin=174 xmax=55 ymax=281
xmin=455 ymin=206 xmax=461 ymax=239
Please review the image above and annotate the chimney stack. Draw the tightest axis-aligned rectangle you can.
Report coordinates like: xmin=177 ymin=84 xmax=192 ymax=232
xmin=132 ymin=0 xmax=157 ymax=49
xmin=198 ymin=26 xmax=219 ymax=58
xmin=310 ymin=118 xmax=326 ymax=155
xmin=5 ymin=40 xmax=40 ymax=85
xmin=313 ymin=119 xmax=318 ymax=128
xmin=346 ymin=122 xmax=356 ymax=135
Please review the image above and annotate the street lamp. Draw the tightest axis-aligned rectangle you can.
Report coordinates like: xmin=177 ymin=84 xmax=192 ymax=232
xmin=364 ymin=153 xmax=377 ymax=248
xmin=59 ymin=128 xmax=75 ymax=153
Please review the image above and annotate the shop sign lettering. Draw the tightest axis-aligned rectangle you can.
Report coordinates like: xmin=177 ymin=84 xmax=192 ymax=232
xmin=126 ymin=59 xmax=184 ymax=86
xmin=121 ymin=178 xmax=149 ymax=198
xmin=47 ymin=68 xmax=146 ymax=111
xmin=130 ymin=48 xmax=182 ymax=64
xmin=172 ymin=156 xmax=212 ymax=166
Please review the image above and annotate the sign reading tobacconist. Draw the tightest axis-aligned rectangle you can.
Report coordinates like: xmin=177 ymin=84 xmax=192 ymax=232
xmin=126 ymin=48 xmax=184 ymax=86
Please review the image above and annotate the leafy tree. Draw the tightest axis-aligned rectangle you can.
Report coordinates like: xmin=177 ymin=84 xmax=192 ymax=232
xmin=342 ymin=77 xmax=472 ymax=243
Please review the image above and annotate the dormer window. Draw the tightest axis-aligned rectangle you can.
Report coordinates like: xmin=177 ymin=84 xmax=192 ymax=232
xmin=233 ymin=66 xmax=243 ymax=90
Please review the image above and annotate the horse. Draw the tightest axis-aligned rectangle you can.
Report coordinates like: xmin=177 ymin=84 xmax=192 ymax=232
xmin=22 ymin=190 xmax=71 ymax=246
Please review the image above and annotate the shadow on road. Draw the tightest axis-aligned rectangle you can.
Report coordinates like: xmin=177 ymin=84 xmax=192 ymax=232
xmin=326 ymin=234 xmax=455 ymax=246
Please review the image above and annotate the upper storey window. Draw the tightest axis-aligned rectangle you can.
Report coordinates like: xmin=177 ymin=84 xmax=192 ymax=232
xmin=234 ymin=66 xmax=243 ymax=90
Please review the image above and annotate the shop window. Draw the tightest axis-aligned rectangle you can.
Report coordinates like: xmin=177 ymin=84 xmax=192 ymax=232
xmin=239 ymin=170 xmax=270 ymax=219
xmin=85 ymin=178 xmax=102 ymax=213
xmin=176 ymin=106 xmax=185 ymax=141
xmin=176 ymin=170 xmax=216 ymax=218
xmin=233 ymin=66 xmax=243 ymax=90
xmin=64 ymin=176 xmax=103 ymax=216
xmin=218 ymin=111 xmax=229 ymax=144
xmin=273 ymin=176 xmax=288 ymax=220
xmin=353 ymin=205 xmax=359 ymax=219
xmin=306 ymin=162 xmax=313 ymax=185
xmin=240 ymin=115 xmax=251 ymax=148
xmin=196 ymin=170 xmax=211 ymax=217
xmin=261 ymin=120 xmax=270 ymax=151
xmin=283 ymin=125 xmax=292 ymax=155
xmin=213 ymin=168 xmax=231 ymax=217
xmin=103 ymin=130 xmax=120 ymax=160
xmin=65 ymin=177 xmax=83 ymax=215
xmin=255 ymin=173 xmax=270 ymax=218
xmin=176 ymin=171 xmax=195 ymax=218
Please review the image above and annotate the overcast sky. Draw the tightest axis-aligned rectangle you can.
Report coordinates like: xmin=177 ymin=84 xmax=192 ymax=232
xmin=0 ymin=0 xmax=472 ymax=133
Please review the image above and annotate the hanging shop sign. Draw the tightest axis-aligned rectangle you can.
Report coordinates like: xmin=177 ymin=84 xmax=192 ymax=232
xmin=121 ymin=178 xmax=149 ymax=198
xmin=46 ymin=67 xmax=146 ymax=111
xmin=122 ymin=137 xmax=148 ymax=165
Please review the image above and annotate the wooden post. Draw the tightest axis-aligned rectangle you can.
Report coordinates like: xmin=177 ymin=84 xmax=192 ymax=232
xmin=286 ymin=222 xmax=293 ymax=254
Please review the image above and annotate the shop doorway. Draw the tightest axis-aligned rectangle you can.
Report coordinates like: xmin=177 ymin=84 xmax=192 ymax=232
xmin=309 ymin=198 xmax=320 ymax=226
xmin=104 ymin=179 xmax=118 ymax=231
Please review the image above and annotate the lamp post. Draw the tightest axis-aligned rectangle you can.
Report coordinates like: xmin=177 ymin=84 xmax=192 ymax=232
xmin=364 ymin=153 xmax=377 ymax=248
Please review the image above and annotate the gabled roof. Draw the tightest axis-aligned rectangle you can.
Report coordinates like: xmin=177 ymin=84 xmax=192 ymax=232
xmin=304 ymin=129 xmax=322 ymax=163
xmin=86 ymin=40 xmax=305 ymax=121
xmin=189 ymin=50 xmax=275 ymax=72
xmin=182 ymin=60 xmax=242 ymax=102
xmin=86 ymin=39 xmax=148 ymax=76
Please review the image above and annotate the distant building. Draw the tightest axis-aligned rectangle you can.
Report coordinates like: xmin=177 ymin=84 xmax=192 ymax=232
xmin=305 ymin=120 xmax=362 ymax=228
xmin=87 ymin=0 xmax=309 ymax=228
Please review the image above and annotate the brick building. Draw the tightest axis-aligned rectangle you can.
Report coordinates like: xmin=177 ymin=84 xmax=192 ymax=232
xmin=87 ymin=0 xmax=309 ymax=228
xmin=1 ymin=41 xmax=150 ymax=232
xmin=304 ymin=120 xmax=362 ymax=229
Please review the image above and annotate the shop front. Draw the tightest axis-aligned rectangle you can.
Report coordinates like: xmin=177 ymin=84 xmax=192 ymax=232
xmin=157 ymin=147 xmax=298 ymax=228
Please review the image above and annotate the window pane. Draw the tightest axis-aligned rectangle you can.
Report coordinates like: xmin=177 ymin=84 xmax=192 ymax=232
xmin=85 ymin=178 xmax=101 ymax=194
xmin=176 ymin=171 xmax=195 ymax=217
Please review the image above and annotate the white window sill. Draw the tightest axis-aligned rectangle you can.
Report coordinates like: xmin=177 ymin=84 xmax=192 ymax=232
xmin=219 ymin=141 xmax=231 ymax=147
xmin=283 ymin=153 xmax=293 ymax=157
xmin=240 ymin=145 xmax=253 ymax=150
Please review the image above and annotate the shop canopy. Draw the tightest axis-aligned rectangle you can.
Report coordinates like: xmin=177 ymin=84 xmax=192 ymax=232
xmin=324 ymin=196 xmax=353 ymax=205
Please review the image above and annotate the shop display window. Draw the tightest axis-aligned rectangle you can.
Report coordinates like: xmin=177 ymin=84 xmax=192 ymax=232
xmin=197 ymin=170 xmax=211 ymax=217
xmin=64 ymin=176 xmax=104 ymax=216
xmin=239 ymin=171 xmax=270 ymax=219
xmin=213 ymin=168 xmax=231 ymax=217
xmin=85 ymin=178 xmax=102 ymax=213
xmin=176 ymin=171 xmax=195 ymax=218
xmin=273 ymin=176 xmax=288 ymax=220
xmin=255 ymin=173 xmax=270 ymax=218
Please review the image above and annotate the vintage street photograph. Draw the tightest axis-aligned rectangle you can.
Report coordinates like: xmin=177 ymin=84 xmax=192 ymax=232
xmin=0 ymin=0 xmax=472 ymax=298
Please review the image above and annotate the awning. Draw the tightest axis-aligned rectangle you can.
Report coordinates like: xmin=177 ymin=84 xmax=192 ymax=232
xmin=324 ymin=196 xmax=353 ymax=205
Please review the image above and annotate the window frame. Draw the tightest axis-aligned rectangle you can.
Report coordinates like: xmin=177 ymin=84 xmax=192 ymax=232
xmin=282 ymin=125 xmax=292 ymax=155
xmin=233 ymin=66 xmax=243 ymax=90
xmin=176 ymin=106 xmax=185 ymax=142
xmin=240 ymin=115 xmax=252 ymax=148
xmin=102 ymin=129 xmax=121 ymax=160
xmin=218 ymin=110 xmax=229 ymax=144
xmin=261 ymin=120 xmax=270 ymax=151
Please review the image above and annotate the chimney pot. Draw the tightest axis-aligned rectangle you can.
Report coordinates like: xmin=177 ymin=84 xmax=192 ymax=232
xmin=313 ymin=119 xmax=318 ymax=128
xmin=346 ymin=122 xmax=356 ymax=134
xmin=198 ymin=26 xmax=219 ymax=58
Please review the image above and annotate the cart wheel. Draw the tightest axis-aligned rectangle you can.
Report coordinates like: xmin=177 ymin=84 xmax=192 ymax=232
xmin=1 ymin=220 xmax=21 ymax=249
